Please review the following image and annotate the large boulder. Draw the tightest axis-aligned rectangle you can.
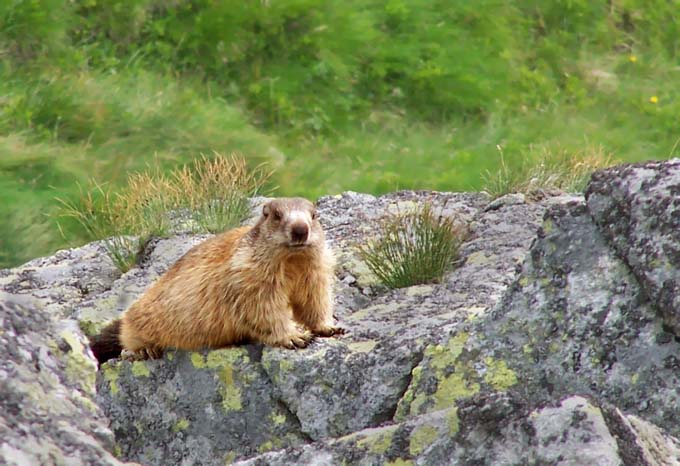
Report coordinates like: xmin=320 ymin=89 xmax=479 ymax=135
xmin=2 ymin=160 xmax=680 ymax=465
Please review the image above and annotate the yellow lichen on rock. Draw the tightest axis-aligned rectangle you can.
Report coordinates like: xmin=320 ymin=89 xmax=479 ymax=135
xmin=356 ymin=425 xmax=398 ymax=455
xmin=190 ymin=352 xmax=206 ymax=368
xmin=131 ymin=361 xmax=150 ymax=377
xmin=58 ymin=330 xmax=97 ymax=394
xmin=446 ymin=407 xmax=460 ymax=435
xmin=409 ymin=425 xmax=438 ymax=455
xmin=172 ymin=418 xmax=190 ymax=433
xmin=102 ymin=363 xmax=120 ymax=395
xmin=483 ymin=357 xmax=518 ymax=391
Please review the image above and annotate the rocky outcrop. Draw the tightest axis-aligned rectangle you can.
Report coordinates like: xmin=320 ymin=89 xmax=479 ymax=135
xmin=586 ymin=159 xmax=680 ymax=334
xmin=2 ymin=160 xmax=680 ymax=465
xmin=0 ymin=293 xmax=129 ymax=466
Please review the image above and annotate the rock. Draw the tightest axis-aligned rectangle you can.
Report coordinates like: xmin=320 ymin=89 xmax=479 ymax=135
xmin=237 ymin=395 xmax=680 ymax=466
xmin=0 ymin=293 xmax=131 ymax=466
xmin=3 ymin=161 xmax=680 ymax=465
xmin=458 ymin=196 xmax=680 ymax=438
xmin=586 ymin=159 xmax=680 ymax=334
xmin=75 ymin=235 xmax=210 ymax=336
xmin=0 ymin=241 xmax=120 ymax=318
xmin=96 ymin=348 xmax=305 ymax=465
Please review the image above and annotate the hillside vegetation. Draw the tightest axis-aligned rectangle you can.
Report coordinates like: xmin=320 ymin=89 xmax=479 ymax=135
xmin=1 ymin=0 xmax=678 ymax=267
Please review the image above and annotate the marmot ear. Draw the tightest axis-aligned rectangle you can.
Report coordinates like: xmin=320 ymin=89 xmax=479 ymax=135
xmin=262 ymin=204 xmax=270 ymax=217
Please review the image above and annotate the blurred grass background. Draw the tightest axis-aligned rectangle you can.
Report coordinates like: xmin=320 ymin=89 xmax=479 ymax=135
xmin=1 ymin=0 xmax=678 ymax=267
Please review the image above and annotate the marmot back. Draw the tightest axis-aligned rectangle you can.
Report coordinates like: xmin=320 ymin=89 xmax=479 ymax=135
xmin=90 ymin=197 xmax=343 ymax=364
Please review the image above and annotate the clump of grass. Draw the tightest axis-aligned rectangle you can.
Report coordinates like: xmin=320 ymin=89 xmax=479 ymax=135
xmin=172 ymin=154 xmax=271 ymax=233
xmin=56 ymin=182 xmax=140 ymax=272
xmin=482 ymin=144 xmax=615 ymax=199
xmin=358 ymin=205 xmax=467 ymax=289
xmin=57 ymin=153 xmax=271 ymax=272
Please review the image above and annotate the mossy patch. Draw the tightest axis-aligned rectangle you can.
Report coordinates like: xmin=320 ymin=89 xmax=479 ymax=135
xmin=224 ymin=451 xmax=236 ymax=465
xmin=405 ymin=284 xmax=434 ymax=297
xmin=197 ymin=350 xmax=247 ymax=412
xmin=339 ymin=252 xmax=381 ymax=288
xmin=433 ymin=372 xmax=480 ymax=411
xmin=428 ymin=332 xmax=469 ymax=370
xmin=76 ymin=295 xmax=120 ymax=336
xmin=409 ymin=424 xmax=439 ymax=455
xmin=179 ymin=350 xmax=250 ymax=412
xmin=279 ymin=358 xmax=294 ymax=372
xmin=397 ymin=332 xmax=484 ymax=419
xmin=463 ymin=306 xmax=487 ymax=322
xmin=348 ymin=303 xmax=402 ymax=321
xmin=464 ymin=251 xmax=491 ymax=266
xmin=73 ymin=390 xmax=99 ymax=413
xmin=257 ymin=439 xmax=281 ymax=453
xmin=542 ymin=218 xmax=554 ymax=234
xmin=207 ymin=348 xmax=249 ymax=368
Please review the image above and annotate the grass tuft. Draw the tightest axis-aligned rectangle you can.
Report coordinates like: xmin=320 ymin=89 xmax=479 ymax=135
xmin=56 ymin=153 xmax=270 ymax=271
xmin=482 ymin=144 xmax=614 ymax=199
xmin=172 ymin=154 xmax=272 ymax=233
xmin=359 ymin=205 xmax=467 ymax=289
xmin=56 ymin=182 xmax=140 ymax=272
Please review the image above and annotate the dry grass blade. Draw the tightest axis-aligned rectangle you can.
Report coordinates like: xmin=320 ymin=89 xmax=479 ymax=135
xmin=180 ymin=153 xmax=272 ymax=233
xmin=55 ymin=152 xmax=271 ymax=271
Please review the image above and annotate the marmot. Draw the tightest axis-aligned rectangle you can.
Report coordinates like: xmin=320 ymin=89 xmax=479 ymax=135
xmin=90 ymin=197 xmax=343 ymax=365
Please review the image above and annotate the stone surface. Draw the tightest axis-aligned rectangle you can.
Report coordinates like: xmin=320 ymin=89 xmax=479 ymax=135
xmin=237 ymin=395 xmax=680 ymax=466
xmin=586 ymin=159 xmax=680 ymax=334
xmin=3 ymin=161 xmax=680 ymax=465
xmin=96 ymin=348 xmax=305 ymax=465
xmin=0 ymin=293 xmax=132 ymax=466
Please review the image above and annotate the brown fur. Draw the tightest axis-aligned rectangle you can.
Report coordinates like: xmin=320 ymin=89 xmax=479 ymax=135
xmin=91 ymin=197 xmax=342 ymax=364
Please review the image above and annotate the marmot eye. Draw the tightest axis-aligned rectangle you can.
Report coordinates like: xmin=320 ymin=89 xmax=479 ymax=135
xmin=311 ymin=211 xmax=318 ymax=220
xmin=273 ymin=210 xmax=282 ymax=221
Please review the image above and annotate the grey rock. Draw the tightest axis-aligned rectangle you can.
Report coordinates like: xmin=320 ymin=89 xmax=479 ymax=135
xmin=238 ymin=395 xmax=679 ymax=466
xmin=4 ymin=161 xmax=680 ymax=465
xmin=0 ymin=241 xmax=120 ymax=318
xmin=0 ymin=293 xmax=131 ymax=466
xmin=96 ymin=348 xmax=305 ymax=465
xmin=586 ymin=159 xmax=680 ymax=334
xmin=458 ymin=196 xmax=680 ymax=436
xmin=75 ymin=235 xmax=209 ymax=336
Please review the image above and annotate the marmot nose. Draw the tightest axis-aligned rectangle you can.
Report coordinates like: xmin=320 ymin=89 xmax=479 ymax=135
xmin=291 ymin=224 xmax=309 ymax=243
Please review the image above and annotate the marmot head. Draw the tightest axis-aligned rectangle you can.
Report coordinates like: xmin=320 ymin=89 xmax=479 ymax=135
xmin=254 ymin=198 xmax=325 ymax=251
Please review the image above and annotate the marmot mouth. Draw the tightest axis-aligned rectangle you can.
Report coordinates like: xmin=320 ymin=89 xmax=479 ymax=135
xmin=288 ymin=243 xmax=309 ymax=249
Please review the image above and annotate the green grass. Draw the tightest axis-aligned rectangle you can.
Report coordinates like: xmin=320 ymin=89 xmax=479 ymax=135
xmin=1 ymin=0 xmax=679 ymax=268
xmin=359 ymin=205 xmax=466 ymax=288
